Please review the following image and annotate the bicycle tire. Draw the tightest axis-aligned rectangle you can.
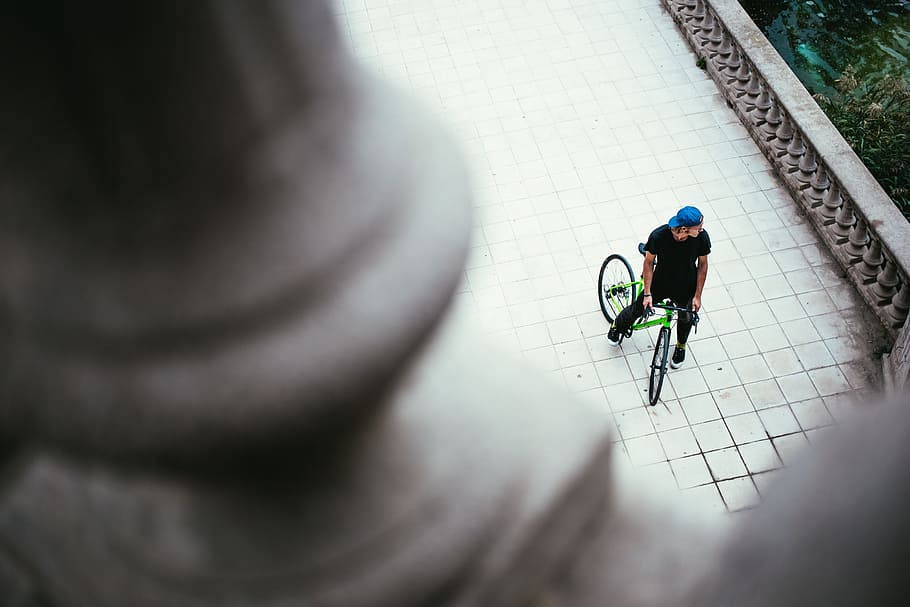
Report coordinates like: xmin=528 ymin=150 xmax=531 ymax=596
xmin=648 ymin=326 xmax=670 ymax=406
xmin=597 ymin=254 xmax=637 ymax=323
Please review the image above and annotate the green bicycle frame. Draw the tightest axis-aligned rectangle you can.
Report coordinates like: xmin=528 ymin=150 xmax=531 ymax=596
xmin=633 ymin=306 xmax=676 ymax=331
xmin=605 ymin=279 xmax=687 ymax=331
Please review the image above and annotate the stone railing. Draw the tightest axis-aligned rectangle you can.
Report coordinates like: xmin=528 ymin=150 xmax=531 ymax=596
xmin=660 ymin=0 xmax=910 ymax=391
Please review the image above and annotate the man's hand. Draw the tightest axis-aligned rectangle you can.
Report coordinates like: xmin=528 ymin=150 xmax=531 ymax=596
xmin=643 ymin=293 xmax=653 ymax=314
xmin=691 ymin=294 xmax=701 ymax=313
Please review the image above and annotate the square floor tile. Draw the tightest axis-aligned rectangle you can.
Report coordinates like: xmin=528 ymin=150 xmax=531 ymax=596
xmin=824 ymin=336 xmax=863 ymax=364
xmin=771 ymin=248 xmax=808 ymax=272
xmin=786 ymin=268 xmax=824 ymax=294
xmin=726 ymin=280 xmax=764 ymax=305
xmin=546 ymin=317 xmax=583 ymax=344
xmin=594 ymin=356 xmax=635 ymax=387
xmin=702 ymin=285 xmax=735 ymax=310
xmin=649 ymin=399 xmax=691 ymax=432
xmin=754 ymin=274 xmax=795 ymax=299
xmin=793 ymin=341 xmax=835 ymax=370
xmin=752 ymin=469 xmax=785 ymax=496
xmin=503 ymin=280 xmax=539 ymax=306
xmin=692 ymin=419 xmax=735 ymax=452
xmin=523 ymin=345 xmax=560 ymax=372
xmin=705 ymin=447 xmax=748 ymax=481
xmin=738 ymin=439 xmax=783 ymax=473
xmin=763 ymin=348 xmax=803 ymax=376
xmin=709 ymin=308 xmax=748 ymax=335
xmin=682 ymin=483 xmax=728 ymax=514
xmin=823 ymin=392 xmax=861 ymax=423
xmin=733 ymin=354 xmax=774 ymax=383
xmin=790 ymin=398 xmax=835 ymax=430
xmin=767 ymin=296 xmax=807 ymax=322
xmin=659 ymin=427 xmax=701 ymax=459
xmin=744 ymin=378 xmax=787 ymax=409
xmin=563 ymin=363 xmax=601 ymax=392
xmin=773 ymin=432 xmax=810 ymax=466
xmin=642 ymin=461 xmax=680 ymax=493
xmin=780 ymin=318 xmax=822 ymax=345
xmin=750 ymin=325 xmax=791 ymax=351
xmin=577 ymin=310 xmax=609 ymax=338
xmin=758 ymin=406 xmax=802 ymax=437
xmin=577 ymin=388 xmax=610 ymax=414
xmin=739 ymin=301 xmax=778 ymax=329
xmin=613 ymin=441 xmax=632 ymax=465
xmin=712 ymin=386 xmax=754 ymax=416
xmin=587 ymin=335 xmax=620 ymax=363
xmin=720 ymin=330 xmax=760 ymax=358
xmin=670 ymin=454 xmax=713 ymax=489
xmin=718 ymin=477 xmax=761 ymax=511
xmin=538 ymin=295 xmax=575 ymax=322
xmin=736 ymin=235 xmax=770 ymax=256
xmin=704 ymin=353 xmax=745 ymax=388
xmin=808 ymin=366 xmax=852 ymax=396
xmin=689 ymin=337 xmax=728 ymax=364
xmin=777 ymin=372 xmax=820 ymax=403
xmin=510 ymin=301 xmax=545 ymax=327
xmin=804 ymin=422 xmax=837 ymax=445
xmin=811 ymin=311 xmax=844 ymax=340
xmin=605 ymin=381 xmax=647 ymax=412
xmin=474 ymin=284 xmax=508 ymax=311
xmin=725 ymin=412 xmax=767 ymax=445
xmin=625 ymin=433 xmax=666 ymax=466
xmin=467 ymin=265 xmax=500 ymax=289
xmin=615 ymin=407 xmax=656 ymax=439
xmin=498 ymin=259 xmax=532 ymax=284
xmin=680 ymin=393 xmax=723 ymax=424
xmin=555 ymin=339 xmax=593 ymax=367
xmin=668 ymin=367 xmax=710 ymax=398
xmin=516 ymin=323 xmax=552 ymax=350
xmin=763 ymin=228 xmax=799 ymax=251
xmin=798 ymin=289 xmax=838 ymax=316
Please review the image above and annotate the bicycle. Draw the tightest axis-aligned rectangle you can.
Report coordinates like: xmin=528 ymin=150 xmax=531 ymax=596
xmin=597 ymin=252 xmax=699 ymax=407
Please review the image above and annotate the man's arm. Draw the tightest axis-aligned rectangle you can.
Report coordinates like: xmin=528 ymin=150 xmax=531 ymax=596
xmin=642 ymin=252 xmax=656 ymax=310
xmin=692 ymin=254 xmax=708 ymax=312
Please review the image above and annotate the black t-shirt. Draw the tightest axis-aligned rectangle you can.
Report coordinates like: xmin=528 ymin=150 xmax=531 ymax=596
xmin=645 ymin=224 xmax=711 ymax=299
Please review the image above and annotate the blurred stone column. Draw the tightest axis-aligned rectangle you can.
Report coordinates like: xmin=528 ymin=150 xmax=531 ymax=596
xmin=0 ymin=2 xmax=679 ymax=605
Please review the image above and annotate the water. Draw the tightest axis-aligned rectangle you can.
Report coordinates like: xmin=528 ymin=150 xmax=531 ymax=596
xmin=737 ymin=0 xmax=910 ymax=95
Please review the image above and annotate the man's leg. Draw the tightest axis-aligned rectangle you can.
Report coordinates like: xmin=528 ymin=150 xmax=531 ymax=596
xmin=671 ymin=296 xmax=694 ymax=368
xmin=608 ymin=293 xmax=646 ymax=344
xmin=676 ymin=297 xmax=695 ymax=344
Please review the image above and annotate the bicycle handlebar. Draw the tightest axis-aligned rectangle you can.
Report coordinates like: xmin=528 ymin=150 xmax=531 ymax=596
xmin=642 ymin=303 xmax=700 ymax=331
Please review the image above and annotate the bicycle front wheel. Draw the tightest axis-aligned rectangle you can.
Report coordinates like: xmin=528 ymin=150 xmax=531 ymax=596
xmin=597 ymin=254 xmax=637 ymax=323
xmin=648 ymin=326 xmax=670 ymax=406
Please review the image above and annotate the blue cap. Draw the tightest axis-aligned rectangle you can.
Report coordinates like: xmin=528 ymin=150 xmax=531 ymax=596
xmin=668 ymin=205 xmax=703 ymax=228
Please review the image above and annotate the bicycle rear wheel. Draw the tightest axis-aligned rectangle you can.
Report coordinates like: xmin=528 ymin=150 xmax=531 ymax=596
xmin=597 ymin=254 xmax=637 ymax=323
xmin=648 ymin=326 xmax=670 ymax=406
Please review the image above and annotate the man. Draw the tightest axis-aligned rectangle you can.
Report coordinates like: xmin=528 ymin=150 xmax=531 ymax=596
xmin=607 ymin=205 xmax=710 ymax=369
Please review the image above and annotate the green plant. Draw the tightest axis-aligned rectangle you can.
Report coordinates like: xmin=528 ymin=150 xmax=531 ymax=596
xmin=696 ymin=56 xmax=707 ymax=70
xmin=814 ymin=65 xmax=910 ymax=220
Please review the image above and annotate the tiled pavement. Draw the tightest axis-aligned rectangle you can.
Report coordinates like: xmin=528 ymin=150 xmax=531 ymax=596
xmin=334 ymin=0 xmax=883 ymax=513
